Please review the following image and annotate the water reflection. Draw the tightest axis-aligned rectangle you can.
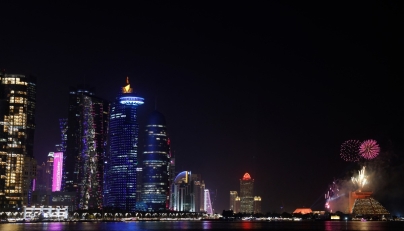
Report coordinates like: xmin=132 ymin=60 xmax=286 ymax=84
xmin=202 ymin=221 xmax=211 ymax=229
xmin=0 ymin=221 xmax=403 ymax=231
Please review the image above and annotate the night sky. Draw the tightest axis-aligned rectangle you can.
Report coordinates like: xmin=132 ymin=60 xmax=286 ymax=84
xmin=1 ymin=2 xmax=403 ymax=214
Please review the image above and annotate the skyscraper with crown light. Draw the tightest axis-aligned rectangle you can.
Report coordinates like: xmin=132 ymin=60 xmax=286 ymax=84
xmin=104 ymin=77 xmax=144 ymax=211
xmin=240 ymin=172 xmax=254 ymax=213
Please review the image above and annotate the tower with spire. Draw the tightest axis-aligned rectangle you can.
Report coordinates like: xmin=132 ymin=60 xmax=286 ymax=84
xmin=104 ymin=77 xmax=144 ymax=211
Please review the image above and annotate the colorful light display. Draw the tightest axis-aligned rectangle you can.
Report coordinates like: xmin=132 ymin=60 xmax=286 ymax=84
xmin=359 ymin=139 xmax=380 ymax=160
xmin=52 ymin=152 xmax=63 ymax=192
xmin=352 ymin=166 xmax=367 ymax=191
xmin=242 ymin=173 xmax=251 ymax=180
xmin=324 ymin=179 xmax=341 ymax=210
xmin=340 ymin=140 xmax=362 ymax=162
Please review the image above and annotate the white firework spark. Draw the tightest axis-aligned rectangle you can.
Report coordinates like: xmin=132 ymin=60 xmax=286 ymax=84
xmin=351 ymin=166 xmax=367 ymax=190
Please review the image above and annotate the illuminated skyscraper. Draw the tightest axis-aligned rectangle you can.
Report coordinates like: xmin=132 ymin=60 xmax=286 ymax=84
xmin=204 ymin=189 xmax=213 ymax=214
xmin=0 ymin=72 xmax=36 ymax=209
xmin=141 ymin=110 xmax=170 ymax=211
xmin=240 ymin=172 xmax=254 ymax=213
xmin=104 ymin=77 xmax=144 ymax=211
xmin=63 ymin=85 xmax=109 ymax=210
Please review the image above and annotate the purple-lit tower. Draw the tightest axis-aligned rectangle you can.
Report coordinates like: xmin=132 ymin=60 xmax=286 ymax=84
xmin=63 ymin=85 xmax=109 ymax=210
xmin=104 ymin=77 xmax=144 ymax=212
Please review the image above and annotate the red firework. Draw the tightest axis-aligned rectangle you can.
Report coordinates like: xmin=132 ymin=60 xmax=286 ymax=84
xmin=360 ymin=139 xmax=380 ymax=159
xmin=340 ymin=140 xmax=362 ymax=162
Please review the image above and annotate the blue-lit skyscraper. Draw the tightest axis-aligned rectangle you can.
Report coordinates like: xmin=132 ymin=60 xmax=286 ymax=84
xmin=141 ymin=110 xmax=171 ymax=211
xmin=104 ymin=77 xmax=144 ymax=211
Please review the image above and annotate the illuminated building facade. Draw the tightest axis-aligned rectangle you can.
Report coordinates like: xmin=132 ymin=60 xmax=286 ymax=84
xmin=229 ymin=191 xmax=238 ymax=211
xmin=199 ymin=180 xmax=205 ymax=212
xmin=253 ymin=196 xmax=261 ymax=214
xmin=349 ymin=191 xmax=390 ymax=217
xmin=0 ymin=72 xmax=36 ymax=209
xmin=170 ymin=171 xmax=208 ymax=212
xmin=234 ymin=196 xmax=241 ymax=213
xmin=204 ymin=189 xmax=213 ymax=214
xmin=52 ymin=152 xmax=63 ymax=192
xmin=240 ymin=172 xmax=254 ymax=214
xmin=190 ymin=174 xmax=203 ymax=212
xmin=63 ymin=85 xmax=109 ymax=210
xmin=35 ymin=152 xmax=54 ymax=193
xmin=171 ymin=171 xmax=191 ymax=211
xmin=141 ymin=110 xmax=170 ymax=211
xmin=104 ymin=77 xmax=143 ymax=212
xmin=45 ymin=152 xmax=54 ymax=192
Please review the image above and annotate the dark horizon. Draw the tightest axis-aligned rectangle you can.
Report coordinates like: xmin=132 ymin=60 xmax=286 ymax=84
xmin=0 ymin=1 xmax=403 ymax=214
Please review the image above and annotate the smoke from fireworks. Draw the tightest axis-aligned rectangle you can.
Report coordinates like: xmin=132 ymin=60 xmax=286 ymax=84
xmin=351 ymin=166 xmax=367 ymax=191
xmin=340 ymin=140 xmax=362 ymax=162
xmin=360 ymin=139 xmax=380 ymax=160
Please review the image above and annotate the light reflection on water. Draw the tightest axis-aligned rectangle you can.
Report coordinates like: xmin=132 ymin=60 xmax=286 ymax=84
xmin=0 ymin=221 xmax=403 ymax=231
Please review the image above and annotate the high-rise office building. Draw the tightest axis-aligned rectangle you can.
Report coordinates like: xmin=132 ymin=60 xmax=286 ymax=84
xmin=63 ymin=84 xmax=109 ymax=210
xmin=204 ymin=189 xmax=213 ymax=214
xmin=190 ymin=174 xmax=203 ymax=212
xmin=199 ymin=180 xmax=205 ymax=212
xmin=45 ymin=152 xmax=54 ymax=192
xmin=229 ymin=191 xmax=238 ymax=211
xmin=0 ymin=72 xmax=36 ymax=209
xmin=240 ymin=172 xmax=254 ymax=213
xmin=253 ymin=196 xmax=262 ymax=214
xmin=104 ymin=77 xmax=143 ymax=211
xmin=141 ymin=110 xmax=170 ymax=211
xmin=234 ymin=196 xmax=241 ymax=213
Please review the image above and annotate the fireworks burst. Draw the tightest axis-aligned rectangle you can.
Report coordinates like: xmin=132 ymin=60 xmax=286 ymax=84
xmin=340 ymin=140 xmax=362 ymax=162
xmin=325 ymin=180 xmax=340 ymax=210
xmin=360 ymin=139 xmax=380 ymax=160
xmin=351 ymin=166 xmax=367 ymax=191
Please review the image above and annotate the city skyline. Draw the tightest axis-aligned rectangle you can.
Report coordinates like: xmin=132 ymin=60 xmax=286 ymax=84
xmin=0 ymin=2 xmax=402 ymax=214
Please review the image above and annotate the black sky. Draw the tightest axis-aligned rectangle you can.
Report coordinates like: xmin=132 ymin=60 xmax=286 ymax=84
xmin=1 ymin=2 xmax=403 ymax=214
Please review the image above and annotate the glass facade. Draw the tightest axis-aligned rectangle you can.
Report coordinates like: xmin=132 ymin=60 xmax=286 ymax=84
xmin=104 ymin=78 xmax=143 ymax=212
xmin=240 ymin=172 xmax=254 ymax=214
xmin=141 ymin=111 xmax=170 ymax=211
xmin=63 ymin=85 xmax=109 ymax=210
xmin=0 ymin=72 xmax=36 ymax=209
xmin=229 ymin=191 xmax=238 ymax=211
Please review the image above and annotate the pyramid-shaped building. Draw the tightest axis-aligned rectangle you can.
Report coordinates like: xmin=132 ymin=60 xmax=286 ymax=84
xmin=349 ymin=191 xmax=390 ymax=217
